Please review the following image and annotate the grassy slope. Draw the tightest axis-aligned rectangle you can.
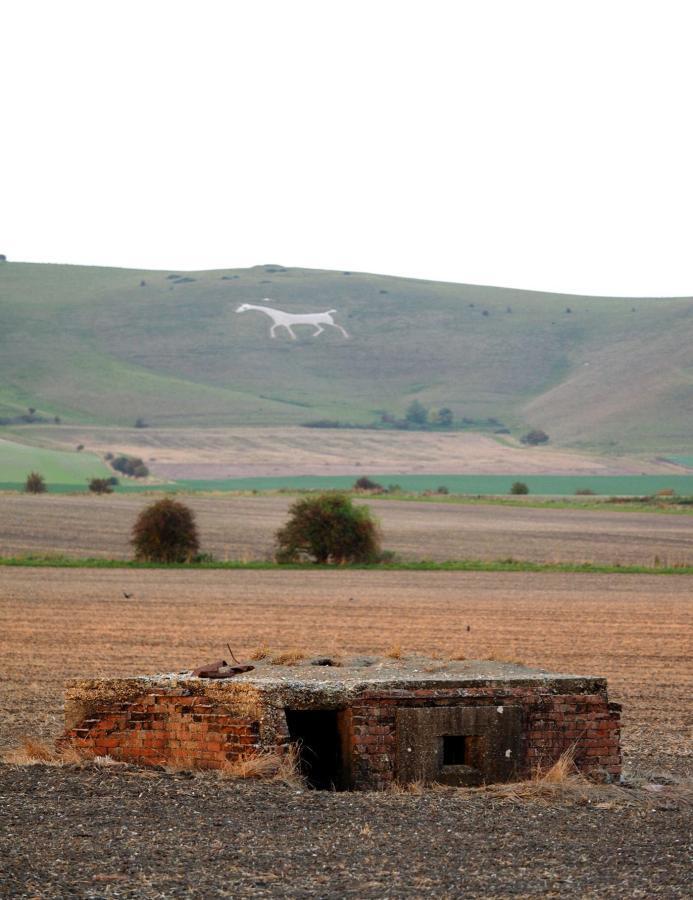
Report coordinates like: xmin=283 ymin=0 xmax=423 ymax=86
xmin=1 ymin=261 xmax=692 ymax=451
xmin=0 ymin=438 xmax=110 ymax=484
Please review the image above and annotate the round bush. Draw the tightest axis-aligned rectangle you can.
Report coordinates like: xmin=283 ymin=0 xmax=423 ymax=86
xmin=88 ymin=477 xmax=114 ymax=494
xmin=275 ymin=493 xmax=381 ymax=564
xmin=24 ymin=471 xmax=46 ymax=494
xmin=131 ymin=497 xmax=200 ymax=563
xmin=510 ymin=481 xmax=529 ymax=495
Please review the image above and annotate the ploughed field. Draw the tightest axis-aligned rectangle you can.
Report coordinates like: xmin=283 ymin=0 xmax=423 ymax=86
xmin=3 ymin=492 xmax=693 ymax=565
xmin=1 ymin=567 xmax=690 ymax=776
xmin=1 ymin=567 xmax=691 ymax=898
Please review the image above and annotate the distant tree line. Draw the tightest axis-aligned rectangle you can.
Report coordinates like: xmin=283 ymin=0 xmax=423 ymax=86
xmin=302 ymin=402 xmax=509 ymax=433
xmin=0 ymin=407 xmax=61 ymax=426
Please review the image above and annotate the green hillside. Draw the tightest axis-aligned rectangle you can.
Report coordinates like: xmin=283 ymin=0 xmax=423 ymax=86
xmin=0 ymin=438 xmax=110 ymax=484
xmin=1 ymin=261 xmax=692 ymax=451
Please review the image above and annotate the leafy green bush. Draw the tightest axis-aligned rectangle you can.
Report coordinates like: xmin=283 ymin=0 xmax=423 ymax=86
xmin=405 ymin=400 xmax=428 ymax=425
xmin=24 ymin=471 xmax=46 ymax=494
xmin=111 ymin=455 xmax=150 ymax=478
xmin=131 ymin=497 xmax=200 ymax=563
xmin=353 ymin=476 xmax=383 ymax=491
xmin=88 ymin=477 xmax=114 ymax=494
xmin=275 ymin=493 xmax=381 ymax=564
xmin=510 ymin=481 xmax=529 ymax=495
xmin=520 ymin=429 xmax=549 ymax=446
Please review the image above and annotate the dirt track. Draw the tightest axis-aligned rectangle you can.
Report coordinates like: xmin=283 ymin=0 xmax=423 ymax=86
xmin=3 ymin=493 xmax=693 ymax=565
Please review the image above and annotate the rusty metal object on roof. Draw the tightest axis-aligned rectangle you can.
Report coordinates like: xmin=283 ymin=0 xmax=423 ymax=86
xmin=192 ymin=659 xmax=255 ymax=679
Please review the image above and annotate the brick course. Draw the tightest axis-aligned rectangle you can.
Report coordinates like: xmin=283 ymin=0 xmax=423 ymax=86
xmin=61 ymin=665 xmax=621 ymax=789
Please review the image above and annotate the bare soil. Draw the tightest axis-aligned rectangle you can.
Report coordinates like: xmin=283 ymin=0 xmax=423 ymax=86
xmin=1 ymin=567 xmax=690 ymax=898
xmin=3 ymin=493 xmax=693 ymax=565
xmin=1 ymin=765 xmax=689 ymax=899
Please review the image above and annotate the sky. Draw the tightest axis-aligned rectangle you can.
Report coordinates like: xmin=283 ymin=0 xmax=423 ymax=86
xmin=2 ymin=0 xmax=692 ymax=296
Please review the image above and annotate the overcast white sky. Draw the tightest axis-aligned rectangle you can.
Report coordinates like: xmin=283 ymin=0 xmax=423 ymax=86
xmin=2 ymin=1 xmax=692 ymax=295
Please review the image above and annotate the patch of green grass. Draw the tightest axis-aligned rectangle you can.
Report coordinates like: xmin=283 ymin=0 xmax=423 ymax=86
xmin=1 ymin=554 xmax=692 ymax=575
xmin=666 ymin=455 xmax=693 ymax=468
xmin=0 ymin=438 xmax=111 ymax=484
xmin=173 ymin=473 xmax=693 ymax=496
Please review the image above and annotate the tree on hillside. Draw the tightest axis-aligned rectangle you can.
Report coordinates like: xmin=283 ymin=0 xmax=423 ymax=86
xmin=131 ymin=497 xmax=200 ymax=563
xmin=520 ymin=429 xmax=549 ymax=446
xmin=405 ymin=400 xmax=428 ymax=425
xmin=111 ymin=455 xmax=150 ymax=478
xmin=275 ymin=493 xmax=381 ymax=564
xmin=432 ymin=407 xmax=453 ymax=428
xmin=25 ymin=471 xmax=46 ymax=494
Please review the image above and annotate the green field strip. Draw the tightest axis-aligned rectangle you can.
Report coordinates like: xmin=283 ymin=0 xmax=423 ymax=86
xmin=1 ymin=555 xmax=692 ymax=575
xmin=173 ymin=473 xmax=693 ymax=495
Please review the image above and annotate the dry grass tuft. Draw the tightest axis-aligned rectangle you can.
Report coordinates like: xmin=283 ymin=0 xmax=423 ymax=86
xmin=479 ymin=748 xmax=633 ymax=806
xmin=388 ymin=778 xmax=425 ymax=795
xmin=249 ymin=642 xmax=271 ymax=661
xmin=220 ymin=746 xmax=303 ymax=786
xmin=3 ymin=737 xmax=89 ymax=767
xmin=269 ymin=649 xmax=305 ymax=666
xmin=385 ymin=642 xmax=403 ymax=659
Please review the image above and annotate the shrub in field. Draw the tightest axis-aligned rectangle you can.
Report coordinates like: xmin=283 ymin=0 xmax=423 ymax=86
xmin=111 ymin=455 xmax=149 ymax=478
xmin=275 ymin=493 xmax=381 ymax=564
xmin=510 ymin=481 xmax=529 ymax=495
xmin=405 ymin=400 xmax=428 ymax=425
xmin=353 ymin=476 xmax=383 ymax=491
xmin=520 ymin=429 xmax=549 ymax=446
xmin=575 ymin=488 xmax=595 ymax=496
xmin=24 ymin=471 xmax=46 ymax=493
xmin=88 ymin=477 xmax=113 ymax=494
xmin=131 ymin=497 xmax=200 ymax=563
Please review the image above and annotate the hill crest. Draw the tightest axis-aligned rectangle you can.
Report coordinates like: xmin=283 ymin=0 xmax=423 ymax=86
xmin=1 ymin=261 xmax=691 ymax=452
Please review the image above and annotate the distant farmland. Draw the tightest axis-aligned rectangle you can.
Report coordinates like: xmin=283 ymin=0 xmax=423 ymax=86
xmin=3 ymin=472 xmax=693 ymax=496
xmin=0 ymin=438 xmax=110 ymax=485
xmin=173 ymin=473 xmax=693 ymax=495
xmin=2 ymin=493 xmax=692 ymax=565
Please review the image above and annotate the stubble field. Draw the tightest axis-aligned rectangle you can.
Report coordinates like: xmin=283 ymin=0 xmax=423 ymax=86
xmin=2 ymin=501 xmax=692 ymax=897
xmin=18 ymin=425 xmax=682 ymax=479
xmin=3 ymin=492 xmax=693 ymax=565
xmin=1 ymin=567 xmax=691 ymax=777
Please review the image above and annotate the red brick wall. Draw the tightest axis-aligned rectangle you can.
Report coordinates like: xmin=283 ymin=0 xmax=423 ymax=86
xmin=62 ymin=683 xmax=621 ymax=786
xmin=63 ymin=690 xmax=262 ymax=769
xmin=350 ymin=686 xmax=621 ymax=789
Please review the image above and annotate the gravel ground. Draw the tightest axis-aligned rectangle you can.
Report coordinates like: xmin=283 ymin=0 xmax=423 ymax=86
xmin=1 ymin=765 xmax=690 ymax=899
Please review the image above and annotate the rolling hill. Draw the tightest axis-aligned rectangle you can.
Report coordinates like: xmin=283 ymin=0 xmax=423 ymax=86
xmin=1 ymin=261 xmax=691 ymax=453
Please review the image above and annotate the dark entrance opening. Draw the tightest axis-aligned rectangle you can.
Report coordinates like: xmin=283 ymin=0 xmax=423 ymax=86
xmin=285 ymin=709 xmax=346 ymax=790
xmin=443 ymin=735 xmax=468 ymax=766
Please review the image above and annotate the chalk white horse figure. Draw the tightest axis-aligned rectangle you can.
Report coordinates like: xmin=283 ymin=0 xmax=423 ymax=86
xmin=236 ymin=300 xmax=349 ymax=340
